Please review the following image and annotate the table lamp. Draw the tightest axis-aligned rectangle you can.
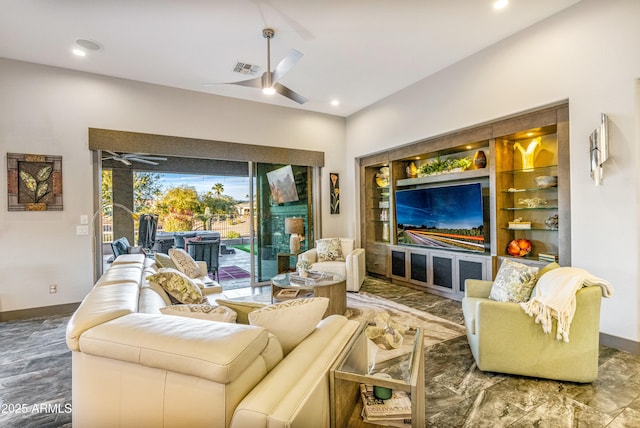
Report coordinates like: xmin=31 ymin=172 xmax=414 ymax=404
xmin=284 ymin=217 xmax=304 ymax=253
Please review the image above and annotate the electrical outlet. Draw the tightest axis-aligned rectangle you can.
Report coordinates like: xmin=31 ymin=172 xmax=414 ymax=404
xmin=49 ymin=284 xmax=57 ymax=294
xmin=76 ymin=225 xmax=89 ymax=235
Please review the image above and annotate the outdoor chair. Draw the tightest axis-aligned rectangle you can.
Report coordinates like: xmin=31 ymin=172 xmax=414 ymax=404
xmin=187 ymin=239 xmax=220 ymax=280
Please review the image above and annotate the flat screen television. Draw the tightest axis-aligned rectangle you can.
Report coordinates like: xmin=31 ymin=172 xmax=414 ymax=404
xmin=395 ymin=182 xmax=485 ymax=253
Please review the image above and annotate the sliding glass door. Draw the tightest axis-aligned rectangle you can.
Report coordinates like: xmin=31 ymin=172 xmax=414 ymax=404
xmin=252 ymin=163 xmax=314 ymax=283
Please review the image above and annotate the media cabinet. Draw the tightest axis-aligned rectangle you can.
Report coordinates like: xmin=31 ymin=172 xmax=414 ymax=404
xmin=359 ymin=102 xmax=570 ymax=300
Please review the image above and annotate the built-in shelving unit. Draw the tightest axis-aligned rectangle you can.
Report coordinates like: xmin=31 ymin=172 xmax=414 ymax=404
xmin=359 ymin=102 xmax=570 ymax=300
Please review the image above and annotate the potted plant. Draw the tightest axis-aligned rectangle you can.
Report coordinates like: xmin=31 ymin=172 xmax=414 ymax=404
xmin=296 ymin=259 xmax=312 ymax=277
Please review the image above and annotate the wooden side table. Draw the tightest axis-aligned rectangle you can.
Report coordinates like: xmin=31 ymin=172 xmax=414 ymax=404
xmin=277 ymin=252 xmax=300 ymax=273
xmin=271 ymin=272 xmax=347 ymax=318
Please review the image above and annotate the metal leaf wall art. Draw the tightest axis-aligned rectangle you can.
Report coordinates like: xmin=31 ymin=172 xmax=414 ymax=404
xmin=7 ymin=153 xmax=63 ymax=211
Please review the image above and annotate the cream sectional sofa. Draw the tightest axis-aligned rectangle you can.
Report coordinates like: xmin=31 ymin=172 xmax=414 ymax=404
xmin=66 ymin=254 xmax=360 ymax=427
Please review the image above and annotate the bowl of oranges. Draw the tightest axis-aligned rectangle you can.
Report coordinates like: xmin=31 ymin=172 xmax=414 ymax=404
xmin=507 ymin=239 xmax=532 ymax=257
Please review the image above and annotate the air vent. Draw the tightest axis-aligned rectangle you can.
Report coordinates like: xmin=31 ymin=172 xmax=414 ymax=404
xmin=233 ymin=62 xmax=260 ymax=74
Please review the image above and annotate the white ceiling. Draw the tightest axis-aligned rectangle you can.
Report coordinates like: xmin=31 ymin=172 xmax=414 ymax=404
xmin=0 ymin=0 xmax=582 ymax=117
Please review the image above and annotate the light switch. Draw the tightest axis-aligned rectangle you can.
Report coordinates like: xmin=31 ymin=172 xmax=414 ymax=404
xmin=76 ymin=225 xmax=89 ymax=235
xmin=80 ymin=214 xmax=89 ymax=225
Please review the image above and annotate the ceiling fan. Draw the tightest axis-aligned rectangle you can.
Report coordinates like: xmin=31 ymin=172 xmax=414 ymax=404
xmin=214 ymin=28 xmax=308 ymax=104
xmin=102 ymin=151 xmax=167 ymax=166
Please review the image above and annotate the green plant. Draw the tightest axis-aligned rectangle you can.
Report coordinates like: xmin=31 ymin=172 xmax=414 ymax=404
xmin=226 ymin=230 xmax=241 ymax=239
xmin=417 ymin=157 xmax=471 ymax=176
xmin=452 ymin=158 xmax=472 ymax=170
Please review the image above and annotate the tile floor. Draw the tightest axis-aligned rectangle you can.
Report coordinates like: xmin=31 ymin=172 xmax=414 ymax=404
xmin=1 ymin=275 xmax=639 ymax=427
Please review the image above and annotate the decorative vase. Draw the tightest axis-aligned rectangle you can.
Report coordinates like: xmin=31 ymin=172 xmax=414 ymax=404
xmin=473 ymin=150 xmax=487 ymax=169
xmin=382 ymin=223 xmax=390 ymax=242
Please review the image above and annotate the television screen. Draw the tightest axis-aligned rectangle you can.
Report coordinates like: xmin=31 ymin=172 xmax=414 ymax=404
xmin=395 ymin=182 xmax=485 ymax=252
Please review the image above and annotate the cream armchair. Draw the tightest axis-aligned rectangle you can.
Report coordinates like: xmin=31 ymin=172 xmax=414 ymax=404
xmin=298 ymin=238 xmax=366 ymax=292
xmin=462 ymin=279 xmax=603 ymax=383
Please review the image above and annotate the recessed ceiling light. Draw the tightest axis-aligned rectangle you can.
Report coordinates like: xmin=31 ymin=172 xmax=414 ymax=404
xmin=493 ymin=0 xmax=508 ymax=10
xmin=75 ymin=38 xmax=103 ymax=52
xmin=331 ymin=99 xmax=340 ymax=106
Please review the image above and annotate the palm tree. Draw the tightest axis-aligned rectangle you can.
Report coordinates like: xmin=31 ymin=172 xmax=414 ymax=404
xmin=212 ymin=183 xmax=224 ymax=198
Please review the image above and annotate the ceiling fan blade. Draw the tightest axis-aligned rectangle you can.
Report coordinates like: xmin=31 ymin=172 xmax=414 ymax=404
xmin=123 ymin=155 xmax=167 ymax=161
xmin=274 ymin=82 xmax=308 ymax=104
xmin=118 ymin=158 xmax=132 ymax=166
xmin=228 ymin=75 xmax=264 ymax=89
xmin=129 ymin=158 xmax=158 ymax=165
xmin=271 ymin=49 xmax=303 ymax=84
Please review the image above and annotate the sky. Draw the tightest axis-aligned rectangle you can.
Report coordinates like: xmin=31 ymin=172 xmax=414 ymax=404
xmin=156 ymin=173 xmax=251 ymax=201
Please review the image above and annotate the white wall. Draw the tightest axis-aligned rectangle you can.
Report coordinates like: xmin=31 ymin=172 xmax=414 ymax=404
xmin=346 ymin=0 xmax=640 ymax=342
xmin=0 ymin=59 xmax=346 ymax=312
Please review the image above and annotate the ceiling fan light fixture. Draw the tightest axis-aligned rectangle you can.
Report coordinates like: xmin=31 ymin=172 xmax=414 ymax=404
xmin=262 ymin=87 xmax=276 ymax=95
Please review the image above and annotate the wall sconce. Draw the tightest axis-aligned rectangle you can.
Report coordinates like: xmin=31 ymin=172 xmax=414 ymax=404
xmin=285 ymin=217 xmax=304 ymax=253
xmin=589 ymin=113 xmax=609 ymax=186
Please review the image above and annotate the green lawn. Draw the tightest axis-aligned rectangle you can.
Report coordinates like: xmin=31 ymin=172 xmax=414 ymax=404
xmin=231 ymin=244 xmax=253 ymax=253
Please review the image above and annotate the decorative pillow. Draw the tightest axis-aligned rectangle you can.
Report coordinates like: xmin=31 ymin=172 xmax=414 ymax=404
xmin=169 ymin=248 xmax=200 ymax=278
xmin=489 ymin=259 xmax=539 ymax=303
xmin=155 ymin=253 xmax=177 ymax=270
xmin=160 ymin=304 xmax=237 ymax=323
xmin=536 ymin=261 xmax=560 ymax=281
xmin=215 ymin=299 xmax=267 ymax=324
xmin=248 ymin=297 xmax=329 ymax=355
xmin=146 ymin=269 xmax=205 ymax=304
xmin=316 ymin=238 xmax=344 ymax=262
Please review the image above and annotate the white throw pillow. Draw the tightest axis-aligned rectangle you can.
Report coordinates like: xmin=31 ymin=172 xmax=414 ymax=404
xmin=248 ymin=297 xmax=328 ymax=355
xmin=169 ymin=248 xmax=200 ymax=278
xmin=146 ymin=268 xmax=205 ymax=304
xmin=316 ymin=238 xmax=345 ymax=262
xmin=160 ymin=304 xmax=237 ymax=323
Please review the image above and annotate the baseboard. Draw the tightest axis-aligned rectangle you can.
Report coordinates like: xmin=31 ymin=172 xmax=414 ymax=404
xmin=600 ymin=332 xmax=640 ymax=355
xmin=0 ymin=302 xmax=80 ymax=322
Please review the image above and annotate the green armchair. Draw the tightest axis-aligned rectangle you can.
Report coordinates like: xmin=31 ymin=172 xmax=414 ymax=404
xmin=462 ymin=279 xmax=603 ymax=383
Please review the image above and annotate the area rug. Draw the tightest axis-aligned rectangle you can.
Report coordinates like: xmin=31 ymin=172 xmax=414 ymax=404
xmin=346 ymin=292 xmax=466 ymax=347
xmin=217 ymin=265 xmax=251 ymax=281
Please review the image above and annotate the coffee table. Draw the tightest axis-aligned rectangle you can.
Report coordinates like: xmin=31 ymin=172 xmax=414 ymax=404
xmin=330 ymin=322 xmax=424 ymax=427
xmin=271 ymin=271 xmax=346 ymax=318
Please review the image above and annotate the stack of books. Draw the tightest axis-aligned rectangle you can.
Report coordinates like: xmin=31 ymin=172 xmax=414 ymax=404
xmin=538 ymin=253 xmax=559 ymax=263
xmin=359 ymin=384 xmax=411 ymax=427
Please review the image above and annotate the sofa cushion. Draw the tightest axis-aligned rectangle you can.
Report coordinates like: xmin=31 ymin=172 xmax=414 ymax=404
xmin=169 ymin=248 xmax=200 ymax=278
xmin=489 ymin=259 xmax=539 ymax=303
xmin=248 ymin=297 xmax=329 ymax=355
xmin=160 ymin=304 xmax=237 ymax=323
xmin=316 ymin=238 xmax=345 ymax=262
xmin=155 ymin=252 xmax=177 ymax=270
xmin=78 ymin=312 xmax=274 ymax=385
xmin=146 ymin=268 xmax=205 ymax=304
xmin=216 ymin=299 xmax=267 ymax=324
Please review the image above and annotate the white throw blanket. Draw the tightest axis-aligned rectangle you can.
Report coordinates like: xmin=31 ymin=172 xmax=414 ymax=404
xmin=520 ymin=267 xmax=613 ymax=342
